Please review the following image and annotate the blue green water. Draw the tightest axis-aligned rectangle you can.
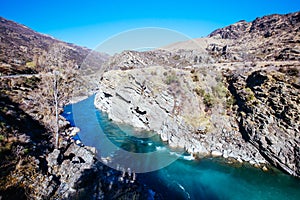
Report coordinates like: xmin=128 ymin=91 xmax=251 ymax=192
xmin=62 ymin=96 xmax=300 ymax=200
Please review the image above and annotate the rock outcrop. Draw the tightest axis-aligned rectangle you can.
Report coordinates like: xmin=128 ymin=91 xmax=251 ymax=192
xmin=35 ymin=142 xmax=153 ymax=199
xmin=227 ymin=69 xmax=300 ymax=177
xmin=103 ymin=48 xmax=213 ymax=71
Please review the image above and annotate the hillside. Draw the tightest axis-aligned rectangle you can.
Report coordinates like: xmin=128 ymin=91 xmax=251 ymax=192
xmin=95 ymin=11 xmax=300 ymax=177
xmin=0 ymin=17 xmax=156 ymax=199
xmin=0 ymin=17 xmax=109 ymax=75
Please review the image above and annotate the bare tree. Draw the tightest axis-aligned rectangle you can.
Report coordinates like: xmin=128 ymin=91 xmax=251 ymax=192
xmin=53 ymin=70 xmax=59 ymax=149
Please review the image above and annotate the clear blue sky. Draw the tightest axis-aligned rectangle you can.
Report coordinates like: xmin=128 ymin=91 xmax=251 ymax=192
xmin=1 ymin=0 xmax=299 ymax=49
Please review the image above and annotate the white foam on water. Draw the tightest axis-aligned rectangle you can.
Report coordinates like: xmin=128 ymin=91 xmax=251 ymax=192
xmin=147 ymin=142 xmax=153 ymax=146
xmin=176 ymin=183 xmax=191 ymax=199
xmin=156 ymin=146 xmax=167 ymax=151
xmin=182 ymin=154 xmax=195 ymax=161
xmin=169 ymin=152 xmax=195 ymax=161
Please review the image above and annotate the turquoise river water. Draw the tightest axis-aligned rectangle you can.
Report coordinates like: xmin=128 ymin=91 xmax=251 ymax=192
xmin=62 ymin=96 xmax=300 ymax=200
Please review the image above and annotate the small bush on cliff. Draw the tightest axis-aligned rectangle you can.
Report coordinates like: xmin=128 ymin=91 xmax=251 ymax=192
xmin=173 ymin=55 xmax=180 ymax=60
xmin=245 ymin=87 xmax=255 ymax=102
xmin=25 ymin=61 xmax=36 ymax=68
xmin=203 ymin=93 xmax=214 ymax=108
xmin=194 ymin=87 xmax=205 ymax=96
xmin=226 ymin=95 xmax=236 ymax=109
xmin=165 ymin=71 xmax=178 ymax=85
xmin=212 ymin=82 xmax=227 ymax=98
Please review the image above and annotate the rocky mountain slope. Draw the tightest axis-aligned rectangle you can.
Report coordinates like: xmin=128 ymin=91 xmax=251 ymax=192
xmin=208 ymin=11 xmax=300 ymax=62
xmin=95 ymin=11 xmax=300 ymax=177
xmin=0 ymin=17 xmax=158 ymax=199
xmin=0 ymin=16 xmax=110 ymax=129
xmin=0 ymin=16 xmax=108 ymax=76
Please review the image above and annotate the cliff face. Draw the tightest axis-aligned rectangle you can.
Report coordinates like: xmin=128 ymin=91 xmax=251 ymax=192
xmin=227 ymin=69 xmax=300 ymax=177
xmin=95 ymin=65 xmax=267 ymax=164
xmin=95 ymin=11 xmax=300 ymax=177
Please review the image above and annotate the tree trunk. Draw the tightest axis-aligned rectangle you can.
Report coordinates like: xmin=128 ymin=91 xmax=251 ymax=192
xmin=53 ymin=71 xmax=59 ymax=149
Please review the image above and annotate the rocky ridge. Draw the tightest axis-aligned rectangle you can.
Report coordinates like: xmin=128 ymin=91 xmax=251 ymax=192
xmin=208 ymin=11 xmax=300 ymax=62
xmin=103 ymin=48 xmax=213 ymax=71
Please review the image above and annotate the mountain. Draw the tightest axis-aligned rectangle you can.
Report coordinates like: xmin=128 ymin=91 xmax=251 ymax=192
xmin=101 ymin=12 xmax=300 ymax=72
xmin=95 ymin=11 xmax=300 ymax=178
xmin=0 ymin=11 xmax=299 ymax=199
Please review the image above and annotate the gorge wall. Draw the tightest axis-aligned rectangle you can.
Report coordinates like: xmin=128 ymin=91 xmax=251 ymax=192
xmin=95 ymin=11 xmax=300 ymax=177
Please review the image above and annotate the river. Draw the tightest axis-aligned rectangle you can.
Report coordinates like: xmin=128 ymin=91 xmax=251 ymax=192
xmin=62 ymin=95 xmax=300 ymax=200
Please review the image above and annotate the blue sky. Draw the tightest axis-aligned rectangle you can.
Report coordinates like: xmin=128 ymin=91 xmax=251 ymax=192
xmin=1 ymin=0 xmax=299 ymax=49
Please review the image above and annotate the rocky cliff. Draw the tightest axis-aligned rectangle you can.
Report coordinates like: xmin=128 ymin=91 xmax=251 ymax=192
xmin=227 ymin=69 xmax=300 ymax=177
xmin=95 ymin=65 xmax=267 ymax=166
xmin=95 ymin=11 xmax=300 ymax=177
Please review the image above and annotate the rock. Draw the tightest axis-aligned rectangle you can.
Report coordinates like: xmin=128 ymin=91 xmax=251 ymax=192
xmin=249 ymin=160 xmax=256 ymax=165
xmin=46 ymin=149 xmax=61 ymax=167
xmin=59 ymin=117 xmax=70 ymax=129
xmin=34 ymin=143 xmax=152 ymax=199
xmin=223 ymin=150 xmax=229 ymax=158
xmin=69 ymin=127 xmax=80 ymax=136
xmin=64 ymin=143 xmax=94 ymax=164
xmin=211 ymin=150 xmax=223 ymax=157
xmin=262 ymin=166 xmax=268 ymax=172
